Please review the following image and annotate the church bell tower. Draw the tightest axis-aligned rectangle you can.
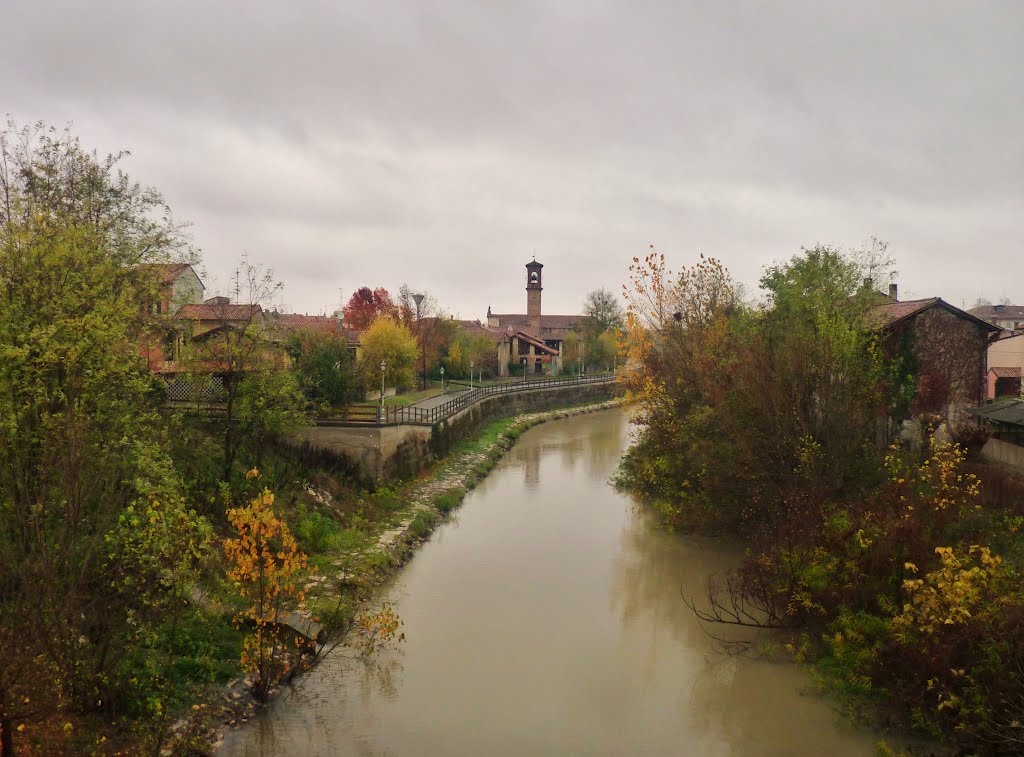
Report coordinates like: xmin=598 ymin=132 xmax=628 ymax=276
xmin=526 ymin=258 xmax=543 ymax=331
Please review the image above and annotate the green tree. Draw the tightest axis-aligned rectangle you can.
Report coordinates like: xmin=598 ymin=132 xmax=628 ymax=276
xmin=0 ymin=121 xmax=209 ymax=747
xmin=285 ymin=329 xmax=359 ymax=409
xmin=181 ymin=259 xmax=289 ymax=482
xmin=357 ymin=317 xmax=419 ymax=391
xmin=585 ymin=330 xmax=619 ymax=371
xmin=235 ymin=367 xmax=307 ymax=469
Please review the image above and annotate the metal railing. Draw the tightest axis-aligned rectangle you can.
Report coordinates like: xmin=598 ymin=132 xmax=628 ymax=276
xmin=324 ymin=372 xmax=618 ymax=427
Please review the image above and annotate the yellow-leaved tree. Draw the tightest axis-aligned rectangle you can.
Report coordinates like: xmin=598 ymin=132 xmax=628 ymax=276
xmin=224 ymin=471 xmax=314 ymax=701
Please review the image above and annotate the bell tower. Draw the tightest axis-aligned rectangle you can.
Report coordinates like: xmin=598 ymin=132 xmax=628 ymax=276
xmin=526 ymin=258 xmax=543 ymax=330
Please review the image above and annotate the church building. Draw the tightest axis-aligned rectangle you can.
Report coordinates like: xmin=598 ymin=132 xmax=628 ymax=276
xmin=487 ymin=259 xmax=586 ymax=377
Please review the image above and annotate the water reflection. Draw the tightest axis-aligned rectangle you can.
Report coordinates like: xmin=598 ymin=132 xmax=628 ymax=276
xmin=221 ymin=409 xmax=874 ymax=756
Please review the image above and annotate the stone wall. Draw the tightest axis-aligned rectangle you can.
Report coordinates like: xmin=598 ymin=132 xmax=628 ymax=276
xmin=295 ymin=381 xmax=621 ymax=486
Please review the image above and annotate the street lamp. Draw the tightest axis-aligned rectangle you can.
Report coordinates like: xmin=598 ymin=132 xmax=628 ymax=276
xmin=412 ymin=292 xmax=426 ymax=389
xmin=469 ymin=360 xmax=474 ymax=390
xmin=522 ymin=356 xmax=528 ymax=384
xmin=439 ymin=365 xmax=445 ymax=392
xmin=379 ymin=360 xmax=386 ymax=419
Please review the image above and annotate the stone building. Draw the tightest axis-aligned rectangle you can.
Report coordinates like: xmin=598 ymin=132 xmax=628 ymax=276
xmin=871 ymin=288 xmax=1000 ymax=431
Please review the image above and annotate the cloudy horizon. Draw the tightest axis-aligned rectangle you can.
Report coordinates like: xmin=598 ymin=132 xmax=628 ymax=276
xmin=5 ymin=1 xmax=1022 ymax=318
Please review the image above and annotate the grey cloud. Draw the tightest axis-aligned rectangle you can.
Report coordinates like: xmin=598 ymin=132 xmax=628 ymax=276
xmin=4 ymin=0 xmax=1022 ymax=316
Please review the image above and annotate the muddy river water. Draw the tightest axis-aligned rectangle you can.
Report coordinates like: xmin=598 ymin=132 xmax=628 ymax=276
xmin=221 ymin=408 xmax=876 ymax=756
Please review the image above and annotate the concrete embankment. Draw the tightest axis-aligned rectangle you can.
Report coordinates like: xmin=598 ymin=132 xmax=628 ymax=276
xmin=294 ymin=380 xmax=621 ymax=485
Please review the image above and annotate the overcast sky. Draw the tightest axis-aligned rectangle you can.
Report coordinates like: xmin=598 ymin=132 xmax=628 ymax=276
xmin=5 ymin=1 xmax=1022 ymax=317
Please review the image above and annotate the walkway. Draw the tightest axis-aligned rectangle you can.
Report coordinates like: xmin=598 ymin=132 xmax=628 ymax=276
xmin=410 ymin=387 xmax=472 ymax=410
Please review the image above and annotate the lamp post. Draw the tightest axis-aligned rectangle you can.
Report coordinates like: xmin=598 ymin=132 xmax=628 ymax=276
xmin=412 ymin=293 xmax=426 ymax=390
xmin=469 ymin=360 xmax=474 ymax=390
xmin=379 ymin=360 xmax=386 ymax=420
xmin=522 ymin=356 xmax=528 ymax=384
xmin=439 ymin=366 xmax=445 ymax=393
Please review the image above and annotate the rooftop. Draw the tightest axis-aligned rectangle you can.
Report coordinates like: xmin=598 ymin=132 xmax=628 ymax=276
xmin=136 ymin=262 xmax=200 ymax=286
xmin=970 ymin=397 xmax=1024 ymax=426
xmin=175 ymin=303 xmax=262 ymax=321
xmin=868 ymin=297 xmax=999 ymax=332
xmin=968 ymin=304 xmax=1024 ymax=321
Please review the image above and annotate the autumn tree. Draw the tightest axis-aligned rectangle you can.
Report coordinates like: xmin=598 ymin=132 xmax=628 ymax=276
xmin=461 ymin=331 xmax=498 ymax=379
xmin=357 ymin=317 xmax=419 ymax=391
xmin=224 ymin=473 xmax=313 ymax=702
xmin=343 ymin=286 xmax=397 ymax=329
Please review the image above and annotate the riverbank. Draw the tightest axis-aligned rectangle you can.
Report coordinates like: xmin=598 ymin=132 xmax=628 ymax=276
xmin=218 ymin=406 xmax=882 ymax=756
xmin=179 ymin=397 xmax=624 ymax=754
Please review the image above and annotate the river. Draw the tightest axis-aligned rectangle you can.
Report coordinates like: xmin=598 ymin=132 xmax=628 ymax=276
xmin=221 ymin=408 xmax=876 ymax=756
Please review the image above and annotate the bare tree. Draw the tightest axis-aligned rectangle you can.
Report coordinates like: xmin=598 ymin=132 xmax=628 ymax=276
xmin=583 ymin=287 xmax=625 ymax=334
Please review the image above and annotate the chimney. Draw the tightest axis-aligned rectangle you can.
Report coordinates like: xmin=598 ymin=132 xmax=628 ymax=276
xmin=888 ymin=283 xmax=898 ymax=301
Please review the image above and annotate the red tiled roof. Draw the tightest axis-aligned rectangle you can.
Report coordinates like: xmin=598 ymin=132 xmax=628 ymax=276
xmin=273 ymin=313 xmax=343 ymax=334
xmin=869 ymin=297 xmax=1000 ymax=332
xmin=136 ymin=262 xmax=196 ymax=285
xmin=457 ymin=321 xmax=503 ymax=341
xmin=489 ymin=313 xmax=586 ymax=329
xmin=175 ymin=303 xmax=262 ymax=321
xmin=969 ymin=304 xmax=1024 ymax=321
xmin=990 ymin=367 xmax=1022 ymax=379
xmin=512 ymin=331 xmax=560 ymax=355
xmin=868 ymin=297 xmax=939 ymax=327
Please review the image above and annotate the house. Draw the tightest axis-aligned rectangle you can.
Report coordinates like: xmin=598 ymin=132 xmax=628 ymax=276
xmin=175 ymin=296 xmax=264 ymax=339
xmin=988 ymin=367 xmax=1022 ymax=400
xmin=870 ymin=286 xmax=1001 ymax=431
xmin=136 ymin=262 xmax=205 ymax=315
xmin=135 ymin=263 xmax=206 ymax=370
xmin=970 ymin=398 xmax=1024 ymax=474
xmin=967 ymin=303 xmax=1024 ymax=332
xmin=486 ymin=259 xmax=588 ymax=376
xmin=985 ymin=331 xmax=1024 ymax=399
xmin=266 ymin=311 xmax=362 ymax=360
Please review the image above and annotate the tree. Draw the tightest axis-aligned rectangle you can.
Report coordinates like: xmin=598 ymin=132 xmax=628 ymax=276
xmin=235 ymin=367 xmax=306 ymax=469
xmin=394 ymin=285 xmax=447 ymax=389
xmin=224 ymin=473 xmax=313 ymax=702
xmin=462 ymin=331 xmax=498 ymax=378
xmin=357 ymin=317 xmax=419 ymax=391
xmin=285 ymin=329 xmax=360 ymax=410
xmin=182 ymin=259 xmax=292 ymax=482
xmin=342 ymin=286 xmax=397 ymax=330
xmin=583 ymin=287 xmax=625 ymax=335
xmin=585 ymin=330 xmax=619 ymax=371
xmin=0 ymin=121 xmax=209 ymax=747
xmin=395 ymin=283 xmax=438 ymax=327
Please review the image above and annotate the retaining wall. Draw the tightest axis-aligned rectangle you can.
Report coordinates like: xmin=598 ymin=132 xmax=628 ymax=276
xmin=980 ymin=437 xmax=1024 ymax=476
xmin=295 ymin=381 xmax=620 ymax=485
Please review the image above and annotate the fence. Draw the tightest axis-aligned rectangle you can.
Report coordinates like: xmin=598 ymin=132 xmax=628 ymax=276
xmin=367 ymin=371 xmax=617 ymax=426
xmin=163 ymin=375 xmax=225 ymax=403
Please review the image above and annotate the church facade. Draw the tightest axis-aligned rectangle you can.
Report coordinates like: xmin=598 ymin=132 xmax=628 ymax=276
xmin=486 ymin=259 xmax=587 ymax=377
